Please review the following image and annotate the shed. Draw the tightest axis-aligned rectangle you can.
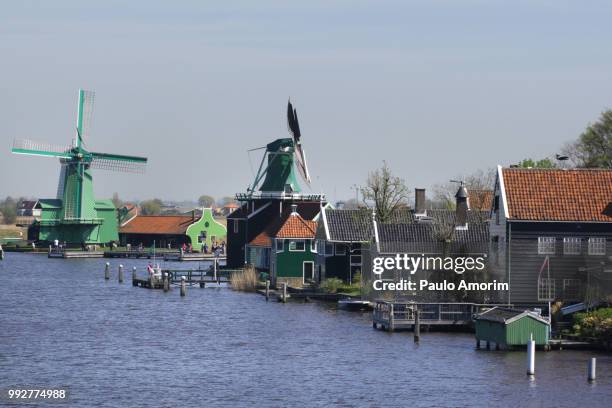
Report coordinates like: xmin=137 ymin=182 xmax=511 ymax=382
xmin=474 ymin=307 xmax=550 ymax=348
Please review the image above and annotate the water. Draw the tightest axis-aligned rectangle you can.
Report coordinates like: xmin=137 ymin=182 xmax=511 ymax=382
xmin=0 ymin=254 xmax=610 ymax=407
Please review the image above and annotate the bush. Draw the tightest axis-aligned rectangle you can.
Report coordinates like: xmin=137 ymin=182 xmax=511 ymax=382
xmin=321 ymin=278 xmax=343 ymax=293
xmin=573 ymin=308 xmax=612 ymax=340
xmin=230 ymin=264 xmax=258 ymax=292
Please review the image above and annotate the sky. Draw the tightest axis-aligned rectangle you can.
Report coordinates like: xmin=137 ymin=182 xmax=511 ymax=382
xmin=1 ymin=0 xmax=612 ymax=204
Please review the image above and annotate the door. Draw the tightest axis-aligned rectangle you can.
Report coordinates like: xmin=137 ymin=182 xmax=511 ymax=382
xmin=303 ymin=261 xmax=314 ymax=284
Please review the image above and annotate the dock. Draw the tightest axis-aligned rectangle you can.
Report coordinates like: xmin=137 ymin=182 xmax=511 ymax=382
xmin=48 ymin=248 xmax=105 ymax=259
xmin=132 ymin=267 xmax=235 ymax=289
xmin=105 ymin=249 xmax=226 ymax=262
xmin=372 ymin=301 xmax=509 ymax=331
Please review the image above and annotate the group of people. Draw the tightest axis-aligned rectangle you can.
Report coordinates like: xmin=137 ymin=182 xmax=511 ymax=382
xmin=201 ymin=241 xmax=225 ymax=255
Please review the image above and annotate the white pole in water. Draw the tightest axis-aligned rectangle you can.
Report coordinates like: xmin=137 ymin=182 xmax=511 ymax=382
xmin=180 ymin=276 xmax=186 ymax=297
xmin=527 ymin=333 xmax=535 ymax=376
xmin=163 ymin=272 xmax=169 ymax=292
xmin=118 ymin=264 xmax=124 ymax=283
xmin=588 ymin=358 xmax=596 ymax=382
xmin=104 ymin=262 xmax=110 ymax=280
xmin=132 ymin=266 xmax=137 ymax=282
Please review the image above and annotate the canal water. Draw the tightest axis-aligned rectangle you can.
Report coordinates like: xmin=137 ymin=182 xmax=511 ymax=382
xmin=0 ymin=254 xmax=610 ymax=407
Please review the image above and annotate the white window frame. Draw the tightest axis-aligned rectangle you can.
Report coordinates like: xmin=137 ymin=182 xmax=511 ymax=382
xmin=275 ymin=239 xmax=284 ymax=253
xmin=588 ymin=237 xmax=606 ymax=256
xmin=289 ymin=240 xmax=305 ymax=252
xmin=538 ymin=237 xmax=556 ymax=255
xmin=563 ymin=237 xmax=581 ymax=255
xmin=335 ymin=244 xmax=347 ymax=256
xmin=310 ymin=240 xmax=317 ymax=253
xmin=538 ymin=278 xmax=556 ymax=301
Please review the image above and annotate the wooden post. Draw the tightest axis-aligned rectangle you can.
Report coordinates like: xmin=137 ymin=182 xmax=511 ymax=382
xmin=163 ymin=272 xmax=169 ymax=292
xmin=200 ymin=271 xmax=205 ymax=288
xmin=588 ymin=358 xmax=596 ymax=382
xmin=265 ymin=280 xmax=270 ymax=301
xmin=389 ymin=303 xmax=395 ymax=332
xmin=527 ymin=336 xmax=535 ymax=376
xmin=180 ymin=276 xmax=186 ymax=297
xmin=118 ymin=264 xmax=124 ymax=283
xmin=132 ymin=266 xmax=137 ymax=281
xmin=213 ymin=259 xmax=218 ymax=282
xmin=282 ymin=282 xmax=288 ymax=303
xmin=104 ymin=262 xmax=110 ymax=280
xmin=414 ymin=309 xmax=420 ymax=343
xmin=476 ymin=339 xmax=480 ymax=349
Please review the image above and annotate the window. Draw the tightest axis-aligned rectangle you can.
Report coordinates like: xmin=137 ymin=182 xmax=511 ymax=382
xmin=350 ymin=254 xmax=361 ymax=265
xmin=325 ymin=242 xmax=334 ymax=256
xmin=538 ymin=278 xmax=556 ymax=301
xmin=538 ymin=237 xmax=556 ymax=255
xmin=233 ymin=220 xmax=239 ymax=234
xmin=310 ymin=240 xmax=317 ymax=253
xmin=588 ymin=237 xmax=606 ymax=255
xmin=335 ymin=244 xmax=347 ymax=256
xmin=276 ymin=239 xmax=284 ymax=252
xmin=289 ymin=240 xmax=305 ymax=252
xmin=563 ymin=237 xmax=581 ymax=255
xmin=198 ymin=231 xmax=207 ymax=243
xmin=563 ymin=279 xmax=581 ymax=300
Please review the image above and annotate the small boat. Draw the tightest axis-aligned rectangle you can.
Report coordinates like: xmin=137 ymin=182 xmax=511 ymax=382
xmin=338 ymin=298 xmax=372 ymax=311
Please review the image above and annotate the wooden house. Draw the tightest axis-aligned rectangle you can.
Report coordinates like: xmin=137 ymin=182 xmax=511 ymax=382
xmin=490 ymin=167 xmax=612 ymax=308
xmin=475 ymin=307 xmax=550 ymax=348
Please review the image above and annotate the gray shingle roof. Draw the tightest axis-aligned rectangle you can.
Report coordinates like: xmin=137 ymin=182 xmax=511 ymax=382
xmin=324 ymin=208 xmax=374 ymax=242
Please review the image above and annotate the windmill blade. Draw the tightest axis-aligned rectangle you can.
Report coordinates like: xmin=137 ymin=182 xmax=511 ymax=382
xmin=90 ymin=151 xmax=148 ymax=174
xmin=287 ymin=100 xmax=301 ymax=141
xmin=11 ymin=139 xmax=73 ymax=159
xmin=294 ymin=144 xmax=311 ymax=185
xmin=76 ymin=89 xmax=95 ymax=148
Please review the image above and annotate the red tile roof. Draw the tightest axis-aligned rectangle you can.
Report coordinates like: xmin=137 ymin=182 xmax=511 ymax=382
xmin=502 ymin=168 xmax=612 ymax=222
xmin=249 ymin=230 xmax=272 ymax=247
xmin=120 ymin=215 xmax=195 ymax=235
xmin=275 ymin=214 xmax=317 ymax=238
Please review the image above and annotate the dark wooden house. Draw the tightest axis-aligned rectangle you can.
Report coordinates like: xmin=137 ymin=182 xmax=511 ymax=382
xmin=490 ymin=167 xmax=612 ymax=307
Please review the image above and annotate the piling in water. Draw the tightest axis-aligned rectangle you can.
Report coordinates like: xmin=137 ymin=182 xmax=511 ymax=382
xmin=281 ymin=282 xmax=288 ymax=303
xmin=588 ymin=358 xmax=596 ymax=382
xmin=527 ymin=338 xmax=535 ymax=376
xmin=180 ymin=276 xmax=186 ymax=297
xmin=132 ymin=266 xmax=137 ymax=282
xmin=414 ymin=309 xmax=420 ymax=343
xmin=163 ymin=273 xmax=169 ymax=292
xmin=104 ymin=262 xmax=110 ymax=280
xmin=265 ymin=280 xmax=270 ymax=301
xmin=118 ymin=264 xmax=124 ymax=283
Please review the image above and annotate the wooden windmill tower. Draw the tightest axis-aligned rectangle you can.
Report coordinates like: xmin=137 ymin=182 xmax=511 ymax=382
xmin=11 ymin=89 xmax=148 ymax=245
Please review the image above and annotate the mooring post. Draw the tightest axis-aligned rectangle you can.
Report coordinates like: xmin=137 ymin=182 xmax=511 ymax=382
xmin=104 ymin=262 xmax=110 ymax=280
xmin=163 ymin=272 xmax=169 ymax=292
xmin=389 ymin=303 xmax=395 ymax=332
xmin=414 ymin=309 xmax=420 ymax=343
xmin=180 ymin=276 xmax=186 ymax=297
xmin=527 ymin=334 xmax=535 ymax=376
xmin=588 ymin=358 xmax=596 ymax=382
xmin=282 ymin=282 xmax=288 ymax=303
xmin=213 ymin=259 xmax=218 ymax=282
xmin=118 ymin=264 xmax=124 ymax=283
xmin=476 ymin=339 xmax=481 ymax=349
xmin=132 ymin=266 xmax=137 ymax=282
xmin=265 ymin=280 xmax=270 ymax=301
xmin=199 ymin=271 xmax=205 ymax=288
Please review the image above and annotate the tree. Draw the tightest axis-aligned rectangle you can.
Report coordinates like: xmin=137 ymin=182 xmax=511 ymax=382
xmin=517 ymin=158 xmax=556 ymax=168
xmin=0 ymin=197 xmax=18 ymax=224
xmin=140 ymin=199 xmax=163 ymax=215
xmin=216 ymin=196 xmax=235 ymax=207
xmin=432 ymin=168 xmax=495 ymax=210
xmin=563 ymin=110 xmax=612 ymax=168
xmin=111 ymin=192 xmax=123 ymax=208
xmin=198 ymin=195 xmax=215 ymax=208
xmin=360 ymin=162 xmax=410 ymax=223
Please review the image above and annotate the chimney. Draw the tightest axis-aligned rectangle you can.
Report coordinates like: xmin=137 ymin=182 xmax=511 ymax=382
xmin=291 ymin=204 xmax=298 ymax=216
xmin=455 ymin=184 xmax=468 ymax=229
xmin=414 ymin=188 xmax=426 ymax=216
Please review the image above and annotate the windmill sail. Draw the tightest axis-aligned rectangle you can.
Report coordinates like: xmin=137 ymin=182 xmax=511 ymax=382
xmin=12 ymin=139 xmax=73 ymax=159
xmin=90 ymin=151 xmax=148 ymax=173
xmin=287 ymin=100 xmax=310 ymax=185
xmin=76 ymin=89 xmax=95 ymax=148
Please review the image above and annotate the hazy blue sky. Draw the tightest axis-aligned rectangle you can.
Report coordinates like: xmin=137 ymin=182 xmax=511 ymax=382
xmin=1 ymin=0 xmax=611 ymax=203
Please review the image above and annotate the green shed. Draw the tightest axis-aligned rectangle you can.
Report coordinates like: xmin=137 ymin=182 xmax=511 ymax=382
xmin=474 ymin=307 xmax=550 ymax=349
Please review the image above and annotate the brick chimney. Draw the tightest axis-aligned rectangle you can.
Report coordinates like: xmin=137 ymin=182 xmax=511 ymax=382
xmin=455 ymin=184 xmax=468 ymax=229
xmin=414 ymin=188 xmax=426 ymax=216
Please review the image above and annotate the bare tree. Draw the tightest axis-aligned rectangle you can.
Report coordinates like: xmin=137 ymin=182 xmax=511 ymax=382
xmin=361 ymin=162 xmax=410 ymax=223
xmin=432 ymin=168 xmax=495 ymax=211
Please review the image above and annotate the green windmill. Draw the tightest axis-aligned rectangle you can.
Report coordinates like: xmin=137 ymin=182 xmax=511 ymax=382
xmin=11 ymin=89 xmax=148 ymax=245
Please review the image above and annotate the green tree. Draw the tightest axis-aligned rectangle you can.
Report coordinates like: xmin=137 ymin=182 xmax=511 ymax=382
xmin=140 ymin=199 xmax=163 ymax=215
xmin=518 ymin=158 xmax=556 ymax=168
xmin=564 ymin=110 xmax=612 ymax=168
xmin=1 ymin=197 xmax=18 ymax=224
xmin=361 ymin=161 xmax=410 ymax=223
xmin=198 ymin=195 xmax=215 ymax=208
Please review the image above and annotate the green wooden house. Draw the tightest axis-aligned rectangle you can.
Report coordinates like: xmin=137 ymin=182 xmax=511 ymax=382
xmin=475 ymin=307 xmax=550 ymax=349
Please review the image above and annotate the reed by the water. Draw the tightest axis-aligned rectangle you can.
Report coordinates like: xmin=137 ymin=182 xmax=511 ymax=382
xmin=230 ymin=264 xmax=258 ymax=291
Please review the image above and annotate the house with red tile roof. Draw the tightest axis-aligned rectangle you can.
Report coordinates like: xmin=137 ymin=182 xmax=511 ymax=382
xmin=490 ymin=166 xmax=612 ymax=308
xmin=246 ymin=204 xmax=318 ymax=287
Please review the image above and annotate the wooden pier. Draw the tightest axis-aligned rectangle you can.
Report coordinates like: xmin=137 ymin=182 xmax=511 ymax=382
xmin=132 ymin=267 xmax=234 ymax=289
xmin=105 ymin=249 xmax=226 ymax=262
xmin=372 ymin=301 xmax=510 ymax=331
xmin=48 ymin=248 xmax=105 ymax=259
